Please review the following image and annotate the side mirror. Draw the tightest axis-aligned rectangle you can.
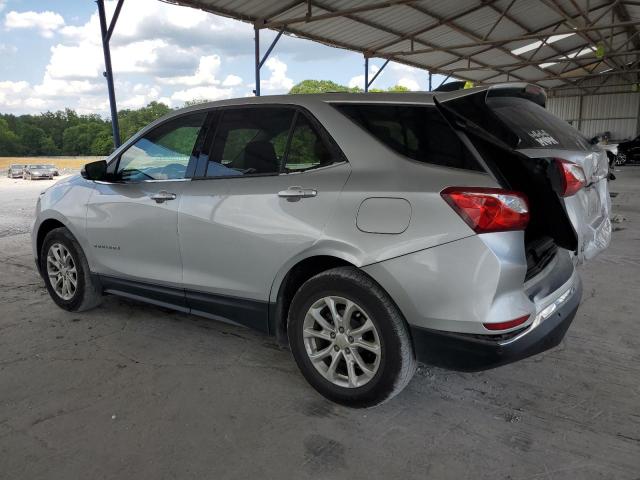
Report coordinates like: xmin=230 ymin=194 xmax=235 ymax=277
xmin=81 ymin=160 xmax=108 ymax=181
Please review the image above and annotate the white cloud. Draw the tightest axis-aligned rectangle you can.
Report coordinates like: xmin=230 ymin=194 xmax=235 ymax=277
xmin=223 ymin=74 xmax=242 ymax=87
xmin=260 ymin=57 xmax=293 ymax=93
xmin=0 ymin=80 xmax=30 ymax=108
xmin=171 ymin=85 xmax=233 ymax=103
xmin=397 ymin=77 xmax=420 ymax=91
xmin=348 ymin=65 xmax=380 ymax=89
xmin=4 ymin=10 xmax=65 ymax=38
xmin=0 ymin=43 xmax=17 ymax=55
xmin=160 ymin=55 xmax=221 ymax=86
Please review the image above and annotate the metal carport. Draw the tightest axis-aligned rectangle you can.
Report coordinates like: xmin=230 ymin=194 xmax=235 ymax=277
xmin=97 ymin=0 xmax=640 ymax=146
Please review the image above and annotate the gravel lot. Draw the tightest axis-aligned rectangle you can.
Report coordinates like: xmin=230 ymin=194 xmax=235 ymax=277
xmin=1 ymin=171 xmax=639 ymax=479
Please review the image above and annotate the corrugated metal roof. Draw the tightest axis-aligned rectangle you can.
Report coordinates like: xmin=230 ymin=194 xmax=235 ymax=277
xmin=162 ymin=0 xmax=640 ymax=91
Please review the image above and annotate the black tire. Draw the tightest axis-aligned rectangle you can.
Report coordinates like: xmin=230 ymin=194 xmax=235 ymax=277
xmin=40 ymin=227 xmax=102 ymax=312
xmin=288 ymin=267 xmax=416 ymax=408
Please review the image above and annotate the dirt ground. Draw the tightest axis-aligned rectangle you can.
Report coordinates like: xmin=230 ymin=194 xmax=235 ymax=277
xmin=0 ymin=170 xmax=639 ymax=479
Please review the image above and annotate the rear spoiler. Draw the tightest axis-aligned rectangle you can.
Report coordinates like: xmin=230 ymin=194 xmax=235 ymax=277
xmin=435 ymin=82 xmax=547 ymax=108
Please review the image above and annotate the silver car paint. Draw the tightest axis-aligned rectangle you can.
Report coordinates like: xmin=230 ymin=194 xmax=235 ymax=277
xmin=31 ymin=90 xmax=601 ymax=337
xmin=179 ymin=163 xmax=351 ymax=301
xmin=86 ymin=180 xmax=189 ymax=286
xmin=518 ymin=147 xmax=611 ymax=263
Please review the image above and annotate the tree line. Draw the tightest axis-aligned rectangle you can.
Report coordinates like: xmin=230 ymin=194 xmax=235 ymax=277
xmin=0 ymin=81 xmax=409 ymax=157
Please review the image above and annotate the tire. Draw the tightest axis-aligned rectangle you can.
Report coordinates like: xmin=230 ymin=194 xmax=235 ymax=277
xmin=288 ymin=267 xmax=416 ymax=408
xmin=40 ymin=227 xmax=102 ymax=312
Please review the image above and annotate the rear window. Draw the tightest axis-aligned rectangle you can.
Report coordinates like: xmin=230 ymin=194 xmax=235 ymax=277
xmin=334 ymin=104 xmax=483 ymax=171
xmin=487 ymin=97 xmax=591 ymax=151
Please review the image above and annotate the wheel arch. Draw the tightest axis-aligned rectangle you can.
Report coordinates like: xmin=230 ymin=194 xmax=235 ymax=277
xmin=269 ymin=254 xmax=358 ymax=346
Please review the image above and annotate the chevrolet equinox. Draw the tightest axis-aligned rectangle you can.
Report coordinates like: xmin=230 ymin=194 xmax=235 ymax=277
xmin=32 ymin=84 xmax=611 ymax=407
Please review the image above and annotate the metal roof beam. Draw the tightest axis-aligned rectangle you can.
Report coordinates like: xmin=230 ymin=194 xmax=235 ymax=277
xmin=369 ymin=1 xmax=497 ymax=53
xmin=539 ymin=0 xmax=624 ymax=73
xmin=296 ymin=0 xmax=528 ymax=82
xmin=446 ymin=49 xmax=640 ymax=72
xmin=530 ymin=67 xmax=640 ymax=82
xmin=381 ymin=21 xmax=640 ymax=55
xmin=435 ymin=1 xmax=612 ymax=76
xmin=484 ymin=1 xmax=595 ymax=77
xmin=260 ymin=0 xmax=418 ymax=29
xmin=406 ymin=2 xmax=575 ymax=87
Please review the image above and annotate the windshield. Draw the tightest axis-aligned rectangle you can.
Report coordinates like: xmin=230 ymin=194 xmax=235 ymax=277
xmin=487 ymin=97 xmax=591 ymax=151
xmin=29 ymin=165 xmax=49 ymax=169
xmin=10 ymin=164 xmax=23 ymax=168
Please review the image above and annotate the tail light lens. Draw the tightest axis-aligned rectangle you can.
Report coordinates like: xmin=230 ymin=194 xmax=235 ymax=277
xmin=441 ymin=187 xmax=530 ymax=233
xmin=483 ymin=314 xmax=530 ymax=331
xmin=556 ymin=158 xmax=586 ymax=197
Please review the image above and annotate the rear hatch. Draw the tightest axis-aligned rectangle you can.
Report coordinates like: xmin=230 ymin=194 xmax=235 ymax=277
xmin=436 ymin=84 xmax=611 ymax=265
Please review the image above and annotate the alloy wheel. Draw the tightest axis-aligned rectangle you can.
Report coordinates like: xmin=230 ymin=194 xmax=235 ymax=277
xmin=303 ymin=296 xmax=381 ymax=388
xmin=46 ymin=243 xmax=78 ymax=300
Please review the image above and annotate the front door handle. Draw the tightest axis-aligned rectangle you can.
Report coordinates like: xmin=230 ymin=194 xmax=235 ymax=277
xmin=278 ymin=186 xmax=317 ymax=199
xmin=150 ymin=191 xmax=177 ymax=203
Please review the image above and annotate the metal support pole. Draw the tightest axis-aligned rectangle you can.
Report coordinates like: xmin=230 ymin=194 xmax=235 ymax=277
xmin=254 ymin=27 xmax=284 ymax=96
xmin=259 ymin=29 xmax=284 ymax=69
xmin=428 ymin=72 xmax=432 ymax=91
xmin=364 ymin=57 xmax=369 ymax=93
xmin=366 ymin=58 xmax=390 ymax=90
xmin=97 ymin=0 xmax=121 ymax=148
xmin=254 ymin=26 xmax=260 ymax=96
xmin=436 ymin=74 xmax=451 ymax=90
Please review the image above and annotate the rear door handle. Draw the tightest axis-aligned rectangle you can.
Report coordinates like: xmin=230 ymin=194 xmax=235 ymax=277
xmin=150 ymin=191 xmax=177 ymax=203
xmin=278 ymin=186 xmax=317 ymax=199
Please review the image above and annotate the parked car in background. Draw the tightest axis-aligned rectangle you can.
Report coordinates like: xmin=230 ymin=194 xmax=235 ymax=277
xmin=23 ymin=164 xmax=55 ymax=180
xmin=616 ymin=134 xmax=640 ymax=164
xmin=7 ymin=164 xmax=25 ymax=178
xmin=32 ymin=84 xmax=610 ymax=407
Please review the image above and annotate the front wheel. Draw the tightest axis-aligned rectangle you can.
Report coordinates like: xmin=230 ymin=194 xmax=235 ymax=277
xmin=288 ymin=267 xmax=416 ymax=408
xmin=40 ymin=227 xmax=102 ymax=312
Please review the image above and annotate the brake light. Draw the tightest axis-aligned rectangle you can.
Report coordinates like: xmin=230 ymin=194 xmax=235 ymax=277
xmin=483 ymin=315 xmax=530 ymax=331
xmin=556 ymin=158 xmax=586 ymax=197
xmin=441 ymin=187 xmax=530 ymax=233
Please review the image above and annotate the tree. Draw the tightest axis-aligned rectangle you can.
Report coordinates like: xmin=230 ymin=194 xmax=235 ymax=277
xmin=387 ymin=85 xmax=410 ymax=92
xmin=62 ymin=122 xmax=111 ymax=156
xmin=184 ymin=99 xmax=211 ymax=107
xmin=289 ymin=80 xmax=361 ymax=94
xmin=0 ymin=118 xmax=22 ymax=156
xmin=118 ymin=101 xmax=171 ymax=142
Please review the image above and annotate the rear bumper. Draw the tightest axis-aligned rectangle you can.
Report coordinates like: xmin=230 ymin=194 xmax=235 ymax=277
xmin=410 ymin=276 xmax=582 ymax=371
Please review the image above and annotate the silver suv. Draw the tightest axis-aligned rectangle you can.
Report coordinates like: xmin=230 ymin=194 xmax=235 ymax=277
xmin=32 ymin=84 xmax=611 ymax=407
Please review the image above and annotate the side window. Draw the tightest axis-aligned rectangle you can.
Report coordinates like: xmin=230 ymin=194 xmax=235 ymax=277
xmin=285 ymin=114 xmax=333 ymax=172
xmin=206 ymin=107 xmax=294 ymax=177
xmin=117 ymin=112 xmax=206 ymax=181
xmin=335 ymin=104 xmax=483 ymax=171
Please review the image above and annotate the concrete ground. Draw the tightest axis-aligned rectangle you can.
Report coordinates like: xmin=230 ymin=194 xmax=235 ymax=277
xmin=0 ymin=170 xmax=639 ymax=480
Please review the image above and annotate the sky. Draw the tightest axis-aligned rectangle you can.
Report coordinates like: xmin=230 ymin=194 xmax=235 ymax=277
xmin=0 ymin=0 xmax=446 ymax=116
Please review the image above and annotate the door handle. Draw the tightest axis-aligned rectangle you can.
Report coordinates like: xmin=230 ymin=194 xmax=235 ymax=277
xmin=150 ymin=191 xmax=177 ymax=203
xmin=278 ymin=186 xmax=317 ymax=199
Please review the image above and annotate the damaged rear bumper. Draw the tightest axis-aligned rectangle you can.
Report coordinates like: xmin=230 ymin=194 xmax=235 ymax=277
xmin=410 ymin=274 xmax=582 ymax=371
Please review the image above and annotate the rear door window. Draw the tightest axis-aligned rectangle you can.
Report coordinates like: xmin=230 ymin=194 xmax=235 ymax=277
xmin=205 ymin=107 xmax=294 ymax=177
xmin=335 ymin=104 xmax=483 ymax=171
xmin=486 ymin=97 xmax=591 ymax=151
xmin=285 ymin=114 xmax=334 ymax=171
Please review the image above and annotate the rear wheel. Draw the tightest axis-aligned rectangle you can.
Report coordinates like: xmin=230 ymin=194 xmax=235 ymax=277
xmin=40 ymin=227 xmax=102 ymax=312
xmin=288 ymin=267 xmax=416 ymax=408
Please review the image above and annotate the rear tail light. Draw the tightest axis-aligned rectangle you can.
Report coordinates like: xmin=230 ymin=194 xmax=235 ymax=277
xmin=441 ymin=187 xmax=530 ymax=233
xmin=483 ymin=314 xmax=530 ymax=331
xmin=556 ymin=158 xmax=586 ymax=197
